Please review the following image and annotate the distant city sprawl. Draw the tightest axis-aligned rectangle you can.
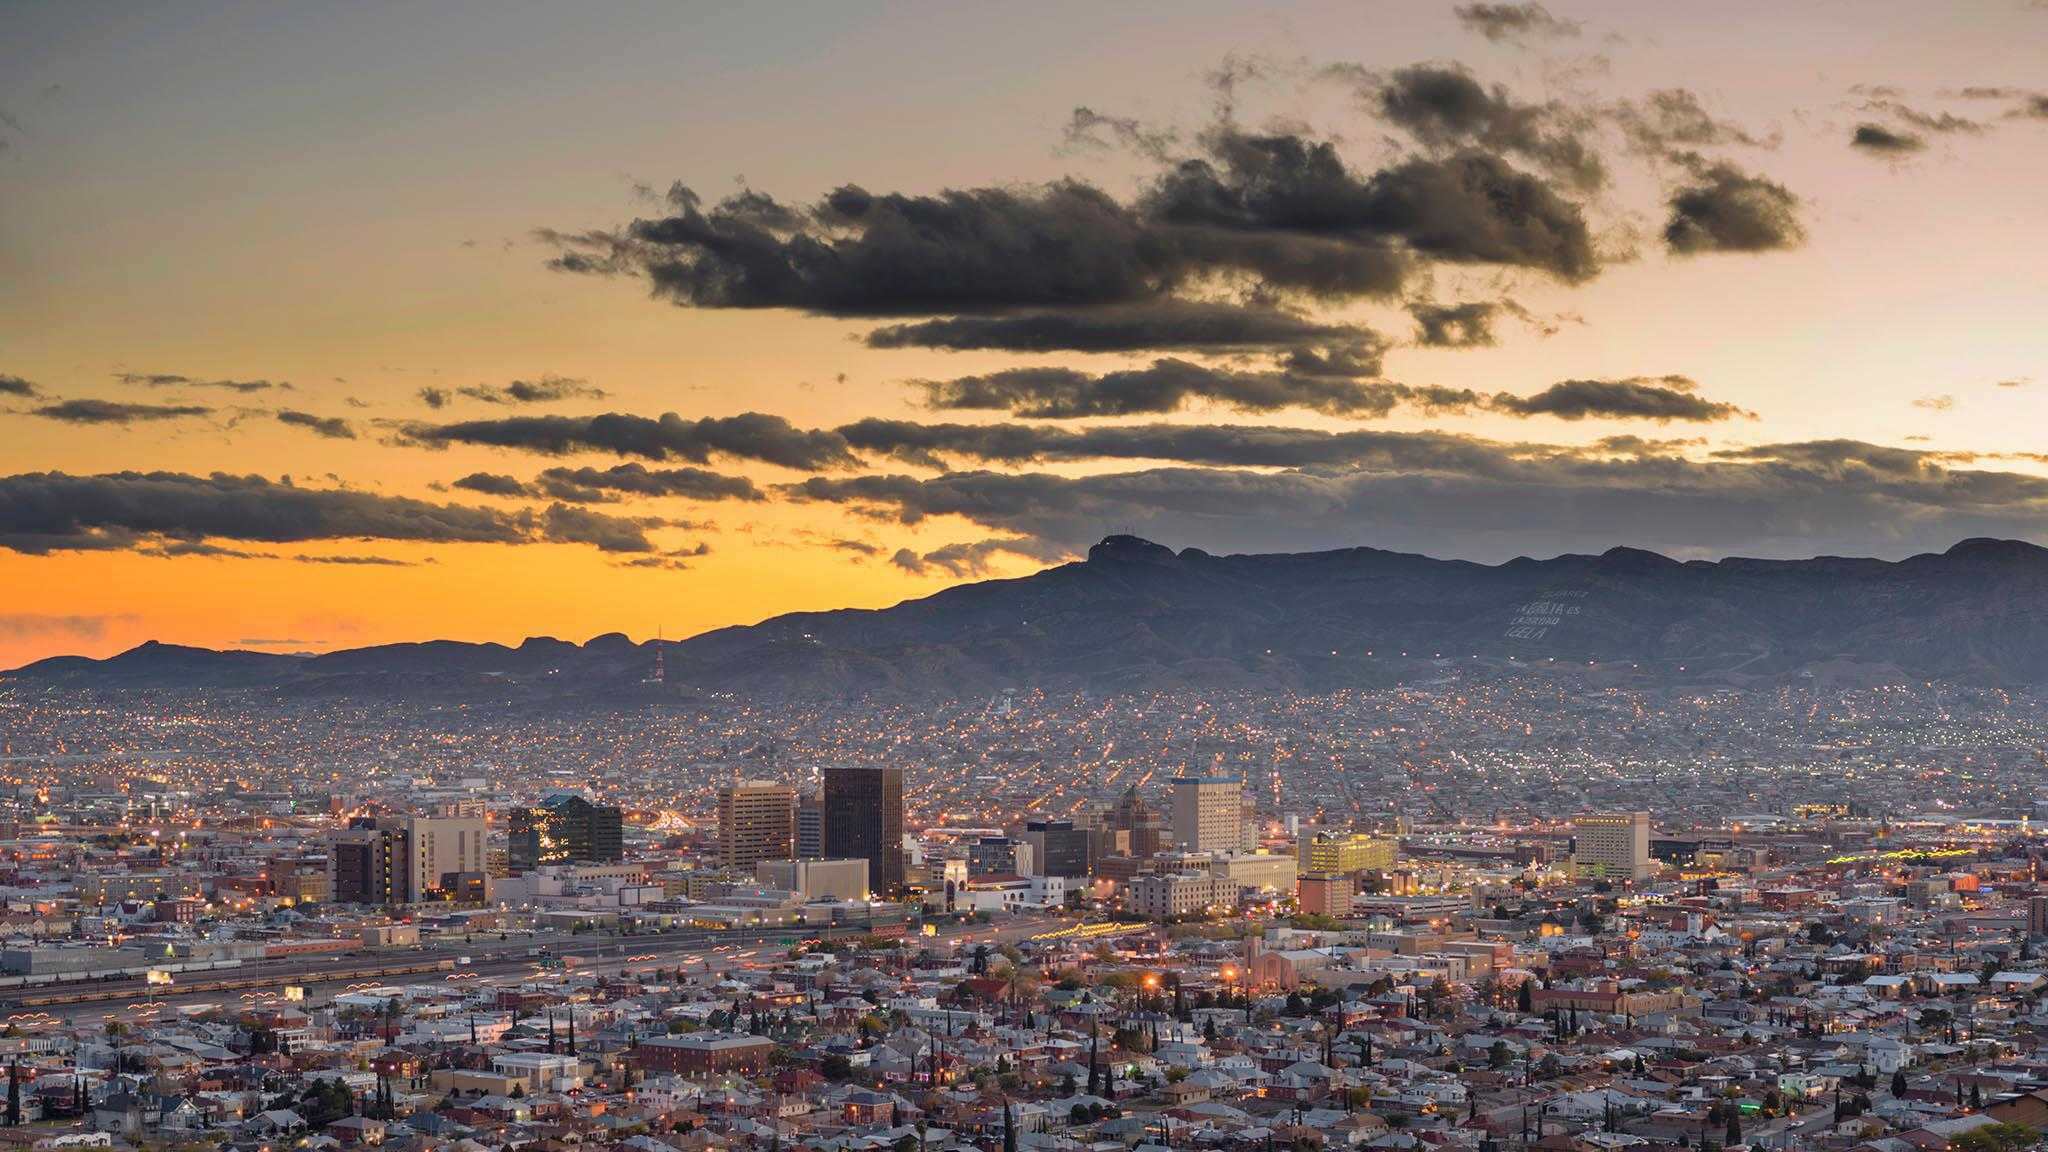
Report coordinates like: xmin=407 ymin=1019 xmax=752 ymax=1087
xmin=0 ymin=673 xmax=2045 ymax=1145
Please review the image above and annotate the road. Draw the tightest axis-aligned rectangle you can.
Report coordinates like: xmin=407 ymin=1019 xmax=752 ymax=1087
xmin=8 ymin=913 xmax=1058 ymax=1028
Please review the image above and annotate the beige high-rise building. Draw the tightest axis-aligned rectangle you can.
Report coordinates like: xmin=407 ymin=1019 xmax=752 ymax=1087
xmin=402 ymin=815 xmax=488 ymax=902
xmin=335 ymin=815 xmax=487 ymax=905
xmin=1171 ymin=776 xmax=1245 ymax=853
xmin=1572 ymin=811 xmax=1653 ymax=883
xmin=718 ymin=781 xmax=797 ymax=869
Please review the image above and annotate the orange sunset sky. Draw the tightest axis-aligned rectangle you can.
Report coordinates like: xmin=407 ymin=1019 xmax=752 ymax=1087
xmin=3 ymin=1 xmax=2047 ymax=667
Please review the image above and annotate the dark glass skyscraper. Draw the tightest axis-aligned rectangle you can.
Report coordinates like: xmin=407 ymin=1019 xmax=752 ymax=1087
xmin=822 ymin=766 xmax=904 ymax=897
xmin=1025 ymin=818 xmax=1090 ymax=878
xmin=508 ymin=792 xmax=624 ymax=873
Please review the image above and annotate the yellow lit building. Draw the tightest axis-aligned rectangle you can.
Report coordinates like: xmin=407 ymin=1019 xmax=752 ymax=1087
xmin=1296 ymin=829 xmax=1398 ymax=875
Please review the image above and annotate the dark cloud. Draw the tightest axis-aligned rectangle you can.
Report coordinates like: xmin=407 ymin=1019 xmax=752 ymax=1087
xmin=419 ymin=387 xmax=451 ymax=409
xmin=0 ymin=612 xmax=136 ymax=641
xmin=456 ymin=374 xmax=608 ymax=405
xmin=908 ymin=361 xmax=1740 ymax=425
xmin=780 ymin=439 xmax=2048 ymax=563
xmin=141 ymin=540 xmax=273 ymax=560
xmin=1851 ymin=123 xmax=1927 ymax=155
xmin=1863 ymin=100 xmax=1983 ymax=135
xmin=1662 ymin=158 xmax=1804 ymax=254
xmin=836 ymin=420 xmax=1519 ymax=471
xmin=543 ymin=123 xmax=1601 ymax=324
xmin=1409 ymin=301 xmax=1499 ymax=348
xmin=1061 ymin=107 xmax=1178 ymax=162
xmin=891 ymin=537 xmax=1066 ymax=577
xmin=1613 ymin=89 xmax=1772 ymax=156
xmin=911 ymin=355 xmax=1466 ymax=420
xmin=1373 ymin=64 xmax=1604 ymax=190
xmin=1146 ymin=132 xmax=1598 ymax=283
xmin=114 ymin=372 xmax=289 ymax=393
xmin=0 ymin=471 xmax=530 ymax=555
xmin=615 ymin=542 xmax=711 ymax=571
xmin=296 ymin=554 xmax=416 ymax=566
xmin=0 ymin=374 xmax=37 ymax=398
xmin=394 ymin=411 xmax=857 ymax=471
xmin=543 ymin=180 xmax=1181 ymax=316
xmin=450 ymin=472 xmax=531 ymax=497
xmin=275 ymin=409 xmax=358 ymax=439
xmin=32 ymin=399 xmax=213 ymax=425
xmin=538 ymin=502 xmax=657 ymax=553
xmin=1453 ymin=2 xmax=1582 ymax=43
xmin=837 ymin=407 xmax=1743 ymax=473
xmin=864 ymin=301 xmax=1365 ymax=354
xmin=1490 ymin=376 xmax=1751 ymax=422
xmin=532 ymin=463 xmax=765 ymax=503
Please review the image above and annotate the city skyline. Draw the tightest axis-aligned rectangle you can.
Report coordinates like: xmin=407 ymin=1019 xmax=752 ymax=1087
xmin=6 ymin=1 xmax=2048 ymax=666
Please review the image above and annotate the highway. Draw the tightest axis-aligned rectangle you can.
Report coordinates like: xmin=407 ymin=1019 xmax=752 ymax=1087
xmin=7 ymin=913 xmax=1059 ymax=1028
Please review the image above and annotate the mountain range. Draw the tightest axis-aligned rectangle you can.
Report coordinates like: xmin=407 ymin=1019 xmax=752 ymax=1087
xmin=9 ymin=535 xmax=2048 ymax=701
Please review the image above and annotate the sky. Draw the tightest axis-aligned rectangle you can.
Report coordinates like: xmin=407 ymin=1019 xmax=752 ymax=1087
xmin=3 ymin=0 xmax=2048 ymax=666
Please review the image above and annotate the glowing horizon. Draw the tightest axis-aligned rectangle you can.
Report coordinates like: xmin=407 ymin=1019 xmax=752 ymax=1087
xmin=4 ymin=1 xmax=2047 ymax=667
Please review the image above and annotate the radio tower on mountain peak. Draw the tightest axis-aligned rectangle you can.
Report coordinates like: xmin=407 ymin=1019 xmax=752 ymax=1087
xmin=647 ymin=629 xmax=667 ymax=685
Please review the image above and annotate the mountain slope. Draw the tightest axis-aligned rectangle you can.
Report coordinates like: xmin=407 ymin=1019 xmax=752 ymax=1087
xmin=9 ymin=535 xmax=2048 ymax=699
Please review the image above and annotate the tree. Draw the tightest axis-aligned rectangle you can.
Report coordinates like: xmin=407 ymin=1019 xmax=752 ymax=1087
xmin=1516 ymin=980 xmax=1534 ymax=1014
xmin=1892 ymin=1069 xmax=1909 ymax=1097
xmin=1724 ymin=1110 xmax=1741 ymax=1147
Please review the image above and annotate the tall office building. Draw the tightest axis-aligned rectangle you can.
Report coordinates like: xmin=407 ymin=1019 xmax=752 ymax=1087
xmin=2030 ymin=895 xmax=2048 ymax=939
xmin=331 ymin=815 xmax=488 ymax=904
xmin=1171 ymin=775 xmax=1245 ymax=853
xmin=1023 ymin=819 xmax=1090 ymax=878
xmin=796 ymin=791 xmax=825 ymax=860
xmin=717 ymin=781 xmax=797 ymax=869
xmin=331 ymin=820 xmax=400 ymax=905
xmin=508 ymin=793 xmax=624 ymax=873
xmin=1572 ymin=811 xmax=1654 ymax=883
xmin=1105 ymin=786 xmax=1166 ymax=859
xmin=822 ymin=766 xmax=905 ymax=898
xmin=968 ymin=836 xmax=1034 ymax=878
xmin=1297 ymin=829 xmax=1398 ymax=876
xmin=401 ymin=815 xmax=487 ymax=902
xmin=1297 ymin=873 xmax=1353 ymax=918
